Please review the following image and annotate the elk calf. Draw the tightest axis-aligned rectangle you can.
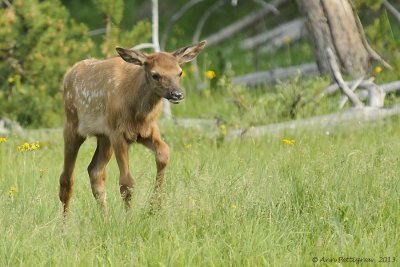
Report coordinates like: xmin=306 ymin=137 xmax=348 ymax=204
xmin=59 ymin=41 xmax=206 ymax=213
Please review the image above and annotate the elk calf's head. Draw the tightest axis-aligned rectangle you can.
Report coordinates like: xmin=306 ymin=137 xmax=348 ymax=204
xmin=116 ymin=40 xmax=207 ymax=104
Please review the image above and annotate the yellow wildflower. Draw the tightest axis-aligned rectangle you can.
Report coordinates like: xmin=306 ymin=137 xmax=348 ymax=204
xmin=203 ymin=89 xmax=211 ymax=98
xmin=206 ymin=70 xmax=216 ymax=80
xmin=0 ymin=137 xmax=7 ymax=143
xmin=7 ymin=186 xmax=17 ymax=198
xmin=39 ymin=168 xmax=45 ymax=178
xmin=181 ymin=70 xmax=186 ymax=78
xmin=6 ymin=9 xmax=15 ymax=24
xmin=184 ymin=143 xmax=192 ymax=149
xmin=87 ymin=40 xmax=93 ymax=49
xmin=282 ymin=138 xmax=295 ymax=145
xmin=283 ymin=35 xmax=292 ymax=45
xmin=375 ymin=66 xmax=382 ymax=74
xmin=219 ymin=124 xmax=227 ymax=136
xmin=31 ymin=142 xmax=40 ymax=150
xmin=17 ymin=145 xmax=26 ymax=153
xmin=231 ymin=204 xmax=237 ymax=209
xmin=17 ymin=141 xmax=41 ymax=153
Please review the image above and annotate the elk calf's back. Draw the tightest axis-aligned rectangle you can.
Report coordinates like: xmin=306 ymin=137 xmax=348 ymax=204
xmin=59 ymin=41 xmax=206 ymax=213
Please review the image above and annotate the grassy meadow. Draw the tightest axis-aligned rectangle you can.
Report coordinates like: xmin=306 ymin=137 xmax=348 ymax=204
xmin=2 ymin=1 xmax=400 ymax=266
xmin=1 ymin=112 xmax=399 ymax=266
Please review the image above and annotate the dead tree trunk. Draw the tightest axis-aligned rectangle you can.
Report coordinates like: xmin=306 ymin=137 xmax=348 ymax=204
xmin=297 ymin=0 xmax=370 ymax=77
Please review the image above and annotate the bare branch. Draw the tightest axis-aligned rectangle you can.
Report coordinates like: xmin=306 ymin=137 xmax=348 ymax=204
xmin=252 ymin=0 xmax=279 ymax=14
xmin=204 ymin=0 xmax=289 ymax=47
xmin=191 ymin=0 xmax=226 ymax=88
xmin=338 ymin=76 xmax=364 ymax=109
xmin=160 ymin=0 xmax=206 ymax=49
xmin=327 ymin=47 xmax=363 ymax=108
xmin=152 ymin=0 xmax=171 ymax=119
xmin=383 ymin=0 xmax=400 ymax=23
xmin=152 ymin=0 xmax=161 ymax=53
xmin=132 ymin=43 xmax=156 ymax=50
xmin=353 ymin=9 xmax=393 ymax=70
xmin=322 ymin=77 xmax=374 ymax=96
xmin=2 ymin=0 xmax=11 ymax=8
xmin=192 ymin=0 xmax=226 ymax=44
xmin=88 ymin=28 xmax=106 ymax=36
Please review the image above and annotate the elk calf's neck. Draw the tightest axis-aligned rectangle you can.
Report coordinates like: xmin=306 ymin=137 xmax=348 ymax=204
xmin=59 ymin=41 xmax=206 ymax=213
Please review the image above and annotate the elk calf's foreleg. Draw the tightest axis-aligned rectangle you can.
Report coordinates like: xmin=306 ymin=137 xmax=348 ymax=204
xmin=112 ymin=135 xmax=134 ymax=209
xmin=138 ymin=131 xmax=169 ymax=211
xmin=154 ymin=140 xmax=169 ymax=193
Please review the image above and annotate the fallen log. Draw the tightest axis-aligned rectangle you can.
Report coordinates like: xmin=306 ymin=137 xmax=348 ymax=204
xmin=0 ymin=118 xmax=24 ymax=136
xmin=228 ymin=105 xmax=400 ymax=138
xmin=232 ymin=62 xmax=318 ymax=86
xmin=174 ymin=118 xmax=218 ymax=128
xmin=322 ymin=80 xmax=400 ymax=96
xmin=241 ymin=18 xmax=305 ymax=50
xmin=258 ymin=26 xmax=307 ymax=53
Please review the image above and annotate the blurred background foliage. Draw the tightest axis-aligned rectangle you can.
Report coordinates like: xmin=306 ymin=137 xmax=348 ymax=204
xmin=0 ymin=0 xmax=92 ymax=126
xmin=0 ymin=0 xmax=399 ymax=127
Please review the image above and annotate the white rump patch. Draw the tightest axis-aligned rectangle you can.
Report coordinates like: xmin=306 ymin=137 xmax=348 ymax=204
xmin=78 ymin=113 xmax=108 ymax=136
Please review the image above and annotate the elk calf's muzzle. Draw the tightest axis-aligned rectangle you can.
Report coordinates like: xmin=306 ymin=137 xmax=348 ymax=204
xmin=167 ymin=90 xmax=184 ymax=104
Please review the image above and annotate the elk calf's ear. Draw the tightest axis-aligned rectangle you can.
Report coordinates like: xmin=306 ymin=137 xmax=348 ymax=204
xmin=116 ymin=47 xmax=147 ymax=66
xmin=173 ymin=40 xmax=207 ymax=64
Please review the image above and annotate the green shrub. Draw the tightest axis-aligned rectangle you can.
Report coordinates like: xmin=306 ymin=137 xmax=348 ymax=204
xmin=91 ymin=0 xmax=151 ymax=57
xmin=364 ymin=10 xmax=400 ymax=82
xmin=0 ymin=0 xmax=93 ymax=127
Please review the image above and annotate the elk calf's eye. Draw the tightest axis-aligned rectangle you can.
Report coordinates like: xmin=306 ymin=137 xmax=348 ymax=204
xmin=179 ymin=71 xmax=183 ymax=77
xmin=152 ymin=73 xmax=161 ymax=81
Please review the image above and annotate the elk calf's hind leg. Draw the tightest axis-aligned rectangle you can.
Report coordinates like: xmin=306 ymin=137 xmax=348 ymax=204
xmin=87 ymin=136 xmax=113 ymax=214
xmin=59 ymin=128 xmax=85 ymax=213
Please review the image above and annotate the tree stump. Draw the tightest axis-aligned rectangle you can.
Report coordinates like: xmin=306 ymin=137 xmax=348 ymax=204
xmin=297 ymin=0 xmax=370 ymax=77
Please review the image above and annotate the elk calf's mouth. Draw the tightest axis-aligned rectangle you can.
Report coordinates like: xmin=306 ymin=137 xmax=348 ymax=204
xmin=168 ymin=98 xmax=183 ymax=104
xmin=167 ymin=91 xmax=184 ymax=104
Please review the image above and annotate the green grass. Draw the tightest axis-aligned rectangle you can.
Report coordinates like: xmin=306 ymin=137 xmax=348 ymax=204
xmin=1 ymin=115 xmax=400 ymax=266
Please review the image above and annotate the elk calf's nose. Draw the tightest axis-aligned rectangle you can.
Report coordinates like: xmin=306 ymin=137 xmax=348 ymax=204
xmin=171 ymin=91 xmax=184 ymax=100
